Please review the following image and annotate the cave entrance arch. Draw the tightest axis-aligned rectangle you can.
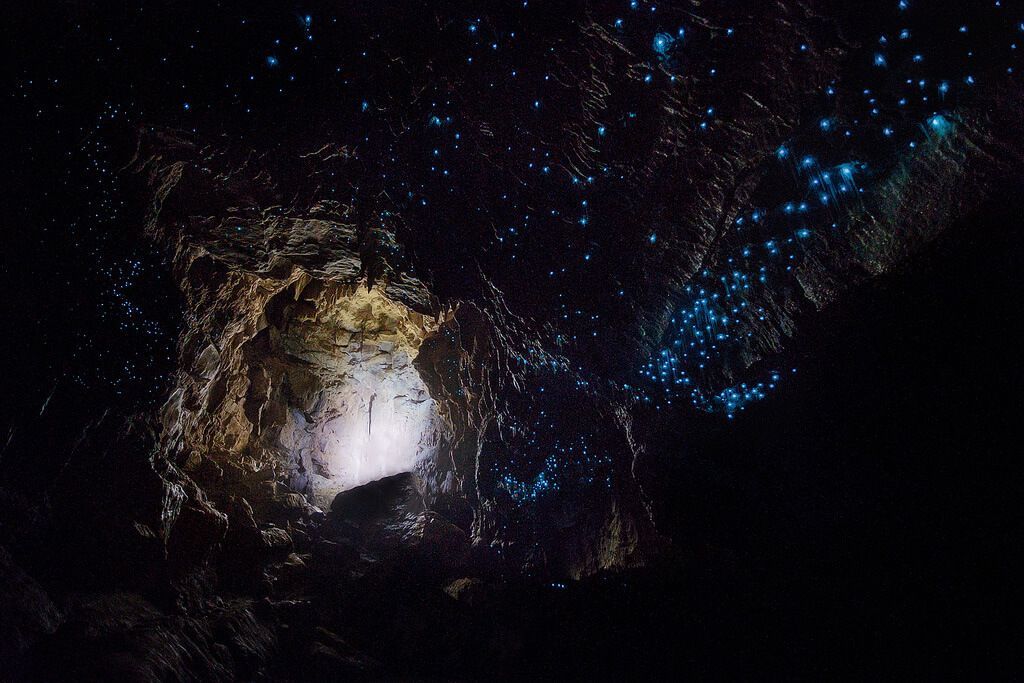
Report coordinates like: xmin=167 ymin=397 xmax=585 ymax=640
xmin=266 ymin=280 xmax=450 ymax=507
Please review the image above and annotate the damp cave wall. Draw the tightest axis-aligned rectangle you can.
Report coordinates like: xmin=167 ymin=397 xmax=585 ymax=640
xmin=2 ymin=1 xmax=1024 ymax=678
xmin=136 ymin=137 xmax=660 ymax=578
xmin=132 ymin=70 xmax=1024 ymax=578
xmin=4 ymin=0 xmax=1023 ymax=588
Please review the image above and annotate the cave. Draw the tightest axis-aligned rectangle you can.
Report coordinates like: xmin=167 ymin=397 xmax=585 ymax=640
xmin=4 ymin=1 xmax=1024 ymax=680
xmin=236 ymin=280 xmax=449 ymax=505
xmin=157 ymin=256 xmax=484 ymax=541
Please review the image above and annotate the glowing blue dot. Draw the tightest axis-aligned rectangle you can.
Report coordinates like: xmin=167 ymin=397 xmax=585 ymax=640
xmin=652 ymin=32 xmax=673 ymax=54
xmin=927 ymin=114 xmax=953 ymax=136
xmin=266 ymin=55 xmax=279 ymax=67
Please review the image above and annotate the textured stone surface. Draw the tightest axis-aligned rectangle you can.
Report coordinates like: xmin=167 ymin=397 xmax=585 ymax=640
xmin=0 ymin=547 xmax=63 ymax=676
xmin=128 ymin=22 xmax=1024 ymax=581
xmin=4 ymin=1 xmax=1023 ymax=678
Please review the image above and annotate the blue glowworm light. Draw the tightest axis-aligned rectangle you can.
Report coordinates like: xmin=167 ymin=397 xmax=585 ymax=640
xmin=927 ymin=114 xmax=953 ymax=136
xmin=652 ymin=32 xmax=674 ymax=54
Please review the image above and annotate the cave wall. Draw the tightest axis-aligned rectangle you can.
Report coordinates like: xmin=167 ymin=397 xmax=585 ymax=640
xmin=5 ymin=2 xmax=1024 ymax=679
xmin=129 ymin=1 xmax=1024 ymax=580
xmin=157 ymin=255 xmax=451 ymax=502
xmin=134 ymin=74 xmax=1024 ymax=579
xmin=137 ymin=142 xmax=659 ymax=578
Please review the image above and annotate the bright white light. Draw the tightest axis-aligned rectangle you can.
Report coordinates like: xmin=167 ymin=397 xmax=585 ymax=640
xmin=322 ymin=387 xmax=432 ymax=490
xmin=274 ymin=283 xmax=447 ymax=505
xmin=313 ymin=349 xmax=436 ymax=497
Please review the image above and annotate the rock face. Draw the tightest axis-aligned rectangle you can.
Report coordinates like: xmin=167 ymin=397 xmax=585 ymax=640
xmin=29 ymin=593 xmax=276 ymax=682
xmin=135 ymin=102 xmax=1024 ymax=581
xmin=135 ymin=130 xmax=662 ymax=578
xmin=123 ymin=0 xmax=1024 ymax=582
xmin=161 ymin=266 xmax=448 ymax=507
xmin=0 ymin=547 xmax=62 ymax=677
xmin=4 ymin=1 xmax=1023 ymax=678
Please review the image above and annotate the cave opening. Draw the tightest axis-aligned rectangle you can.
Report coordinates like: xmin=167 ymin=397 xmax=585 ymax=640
xmin=263 ymin=279 xmax=452 ymax=508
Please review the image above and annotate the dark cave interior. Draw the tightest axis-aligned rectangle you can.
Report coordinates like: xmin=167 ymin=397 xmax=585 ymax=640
xmin=5 ymin=184 xmax=1020 ymax=681
xmin=3 ymin=1 xmax=1024 ymax=680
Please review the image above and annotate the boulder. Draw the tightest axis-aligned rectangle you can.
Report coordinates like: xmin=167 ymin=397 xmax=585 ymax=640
xmin=328 ymin=471 xmax=424 ymax=527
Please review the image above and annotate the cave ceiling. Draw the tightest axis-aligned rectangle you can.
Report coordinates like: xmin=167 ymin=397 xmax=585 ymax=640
xmin=3 ymin=2 xmax=1023 ymax=677
xmin=132 ymin=1 xmax=1024 ymax=566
